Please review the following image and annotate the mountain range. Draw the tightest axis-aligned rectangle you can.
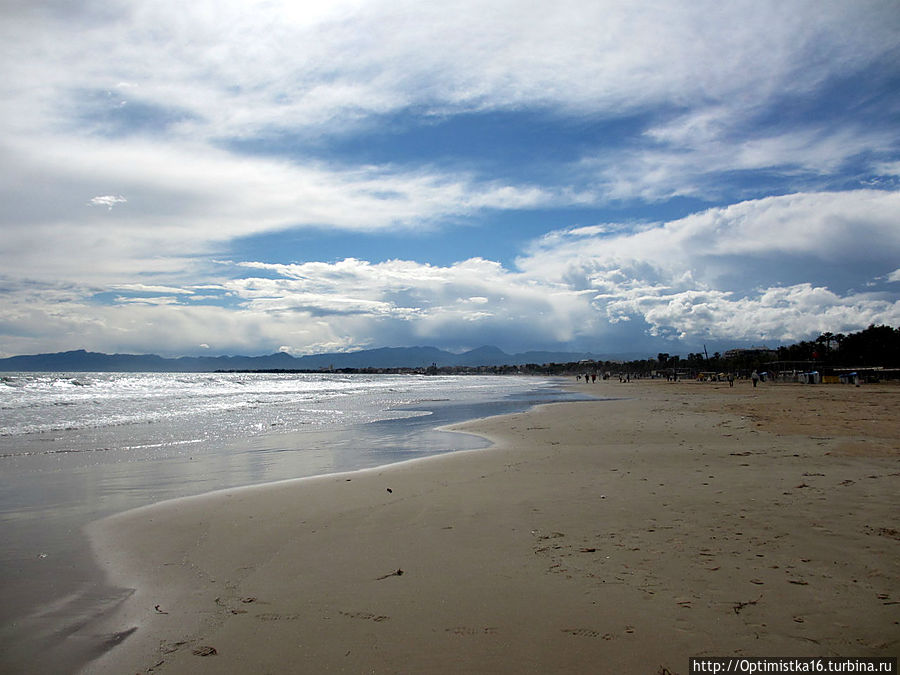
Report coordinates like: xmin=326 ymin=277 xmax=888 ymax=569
xmin=0 ymin=346 xmax=613 ymax=372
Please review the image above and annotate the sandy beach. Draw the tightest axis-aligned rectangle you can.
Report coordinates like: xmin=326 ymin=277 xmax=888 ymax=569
xmin=83 ymin=379 xmax=899 ymax=674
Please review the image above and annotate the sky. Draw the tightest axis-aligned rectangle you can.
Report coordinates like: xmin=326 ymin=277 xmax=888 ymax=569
xmin=2 ymin=0 xmax=899 ymax=358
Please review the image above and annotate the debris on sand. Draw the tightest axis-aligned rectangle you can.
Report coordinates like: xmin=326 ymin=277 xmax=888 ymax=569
xmin=733 ymin=595 xmax=762 ymax=614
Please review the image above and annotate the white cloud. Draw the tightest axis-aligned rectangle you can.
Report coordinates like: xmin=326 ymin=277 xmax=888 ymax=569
xmin=874 ymin=161 xmax=900 ymax=177
xmin=9 ymin=0 xmax=884 ymax=139
xmin=0 ymin=134 xmax=561 ymax=286
xmin=521 ymin=190 xmax=900 ymax=283
xmin=603 ymin=283 xmax=900 ymax=343
xmin=3 ymin=1 xmax=896 ymax=167
xmin=214 ymin=257 xmax=592 ymax=350
xmin=88 ymin=194 xmax=127 ymax=210
xmin=114 ymin=296 xmax=181 ymax=306
xmin=517 ymin=189 xmax=900 ymax=344
xmin=112 ymin=284 xmax=194 ymax=295
xmin=587 ymin=122 xmax=900 ymax=202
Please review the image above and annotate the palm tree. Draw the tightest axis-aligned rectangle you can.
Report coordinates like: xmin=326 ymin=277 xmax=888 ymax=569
xmin=816 ymin=332 xmax=835 ymax=360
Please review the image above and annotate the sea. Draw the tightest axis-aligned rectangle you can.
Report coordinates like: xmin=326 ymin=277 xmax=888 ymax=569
xmin=0 ymin=371 xmax=585 ymax=672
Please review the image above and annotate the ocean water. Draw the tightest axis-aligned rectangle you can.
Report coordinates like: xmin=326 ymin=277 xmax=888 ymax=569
xmin=0 ymin=371 xmax=584 ymax=673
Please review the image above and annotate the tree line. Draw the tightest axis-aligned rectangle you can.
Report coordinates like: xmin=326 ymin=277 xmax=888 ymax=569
xmin=514 ymin=324 xmax=900 ymax=377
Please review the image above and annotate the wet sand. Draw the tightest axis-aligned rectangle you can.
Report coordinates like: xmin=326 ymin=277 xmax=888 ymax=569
xmin=84 ymin=380 xmax=899 ymax=673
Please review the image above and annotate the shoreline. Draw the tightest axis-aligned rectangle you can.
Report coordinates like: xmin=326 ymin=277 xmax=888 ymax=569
xmin=84 ymin=380 xmax=898 ymax=673
xmin=1 ymin=375 xmax=581 ymax=675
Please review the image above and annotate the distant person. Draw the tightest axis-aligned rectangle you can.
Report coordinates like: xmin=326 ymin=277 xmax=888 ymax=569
xmin=751 ymin=370 xmax=760 ymax=388
xmin=728 ymin=373 xmax=735 ymax=387
xmin=591 ymin=373 xmax=597 ymax=383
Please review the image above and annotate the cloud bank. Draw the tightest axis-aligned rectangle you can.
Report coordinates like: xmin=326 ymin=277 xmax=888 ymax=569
xmin=3 ymin=189 xmax=897 ymax=357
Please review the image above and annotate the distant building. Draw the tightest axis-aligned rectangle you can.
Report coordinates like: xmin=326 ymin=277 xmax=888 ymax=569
xmin=724 ymin=346 xmax=776 ymax=360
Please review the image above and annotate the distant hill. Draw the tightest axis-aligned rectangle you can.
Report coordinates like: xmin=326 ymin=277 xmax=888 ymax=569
xmin=0 ymin=346 xmax=609 ymax=372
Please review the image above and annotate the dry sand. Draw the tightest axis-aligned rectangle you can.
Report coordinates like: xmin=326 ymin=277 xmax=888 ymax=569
xmin=83 ymin=380 xmax=899 ymax=674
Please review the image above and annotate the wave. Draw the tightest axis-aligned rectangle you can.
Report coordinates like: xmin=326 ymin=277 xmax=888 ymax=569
xmin=0 ymin=438 xmax=205 ymax=459
xmin=0 ymin=373 xmax=553 ymax=464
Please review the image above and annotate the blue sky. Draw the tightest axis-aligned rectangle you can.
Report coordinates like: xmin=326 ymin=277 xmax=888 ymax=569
xmin=1 ymin=0 xmax=899 ymax=358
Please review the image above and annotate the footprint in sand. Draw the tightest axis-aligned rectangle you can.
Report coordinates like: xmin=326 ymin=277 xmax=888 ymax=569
xmin=339 ymin=610 xmax=390 ymax=622
xmin=446 ymin=626 xmax=498 ymax=636
xmin=561 ymin=628 xmax=611 ymax=639
xmin=160 ymin=640 xmax=189 ymax=654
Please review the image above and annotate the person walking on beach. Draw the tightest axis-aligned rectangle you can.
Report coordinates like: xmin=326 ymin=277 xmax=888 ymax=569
xmin=751 ymin=370 xmax=760 ymax=388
